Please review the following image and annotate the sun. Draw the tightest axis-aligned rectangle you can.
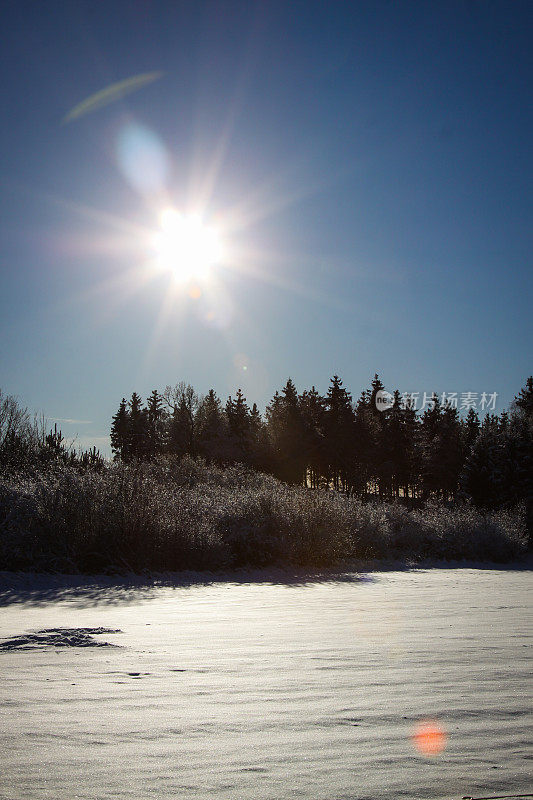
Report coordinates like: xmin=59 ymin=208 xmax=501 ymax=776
xmin=152 ymin=208 xmax=222 ymax=282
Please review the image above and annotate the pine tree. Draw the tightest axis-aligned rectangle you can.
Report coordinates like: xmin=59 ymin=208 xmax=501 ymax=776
xmin=196 ymin=389 xmax=229 ymax=463
xmin=459 ymin=424 xmax=509 ymax=509
xmin=324 ymin=375 xmax=356 ymax=492
xmin=419 ymin=393 xmax=442 ymax=500
xmin=354 ymin=376 xmax=388 ymax=497
xmin=370 ymin=374 xmax=386 ymax=416
xmin=511 ymin=377 xmax=533 ymax=544
xmin=463 ymin=407 xmax=481 ymax=452
xmin=459 ymin=395 xmax=532 ymax=512
xmin=249 ymin=402 xmax=271 ymax=472
xmin=128 ymin=392 xmax=148 ymax=460
xmin=406 ymin=396 xmax=420 ymax=498
xmin=41 ymin=423 xmax=68 ymax=463
xmin=78 ymin=445 xmax=104 ymax=471
xmin=438 ymin=403 xmax=464 ymax=499
xmin=226 ymin=389 xmax=252 ymax=462
xmin=265 ymin=378 xmax=306 ymax=484
xmin=381 ymin=390 xmax=418 ymax=499
xmin=110 ymin=398 xmax=129 ymax=460
xmin=514 ymin=376 xmax=533 ymax=416
xmin=146 ymin=389 xmax=166 ymax=459
xmin=164 ymin=383 xmax=198 ymax=458
xmin=299 ymin=386 xmax=326 ymax=488
xmin=168 ymin=397 xmax=194 ymax=457
xmin=371 ymin=375 xmax=394 ymax=498
xmin=419 ymin=396 xmax=464 ymax=501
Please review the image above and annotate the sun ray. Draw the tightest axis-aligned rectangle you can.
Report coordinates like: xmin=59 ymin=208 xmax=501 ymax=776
xmin=57 ymin=263 xmax=156 ymax=328
xmin=223 ymin=242 xmax=358 ymax=313
xmin=137 ymin=282 xmax=186 ymax=385
xmin=5 ymin=146 xmax=359 ymax=377
xmin=186 ymin=15 xmax=261 ymax=215
xmin=221 ymin=156 xmax=359 ymax=235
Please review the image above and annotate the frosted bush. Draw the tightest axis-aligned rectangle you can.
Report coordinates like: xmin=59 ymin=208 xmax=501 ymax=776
xmin=0 ymin=458 xmax=528 ymax=573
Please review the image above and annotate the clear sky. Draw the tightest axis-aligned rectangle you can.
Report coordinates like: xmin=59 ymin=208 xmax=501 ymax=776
xmin=1 ymin=0 xmax=531 ymax=455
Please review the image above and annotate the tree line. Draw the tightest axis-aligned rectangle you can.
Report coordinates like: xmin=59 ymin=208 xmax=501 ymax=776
xmin=111 ymin=375 xmax=533 ymax=512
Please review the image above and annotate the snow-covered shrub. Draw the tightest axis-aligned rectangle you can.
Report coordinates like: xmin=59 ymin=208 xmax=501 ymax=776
xmin=0 ymin=458 xmax=528 ymax=573
xmin=0 ymin=479 xmax=43 ymax=570
xmin=378 ymin=500 xmax=527 ymax=562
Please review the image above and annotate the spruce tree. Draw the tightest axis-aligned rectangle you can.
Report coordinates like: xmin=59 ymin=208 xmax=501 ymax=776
xmin=369 ymin=374 xmax=386 ymax=416
xmin=110 ymin=398 xmax=129 ymax=460
xmin=265 ymin=378 xmax=306 ymax=484
xmin=514 ymin=376 xmax=533 ymax=416
xmin=299 ymin=386 xmax=326 ymax=488
xmin=511 ymin=377 xmax=533 ymax=543
xmin=128 ymin=392 xmax=148 ymax=460
xmin=168 ymin=396 xmax=194 ymax=457
xmin=463 ymin=407 xmax=481 ymax=452
xmin=146 ymin=389 xmax=166 ymax=459
xmin=438 ymin=403 xmax=464 ymax=499
xmin=419 ymin=393 xmax=442 ymax=500
xmin=196 ymin=389 xmax=229 ymax=463
xmin=419 ymin=395 xmax=463 ymax=501
xmin=459 ymin=424 xmax=509 ymax=509
xmin=382 ymin=390 xmax=417 ymax=499
xmin=354 ymin=376 xmax=386 ymax=497
xmin=324 ymin=375 xmax=356 ymax=492
xmin=249 ymin=402 xmax=271 ymax=472
xmin=164 ymin=383 xmax=198 ymax=458
xmin=225 ymin=389 xmax=252 ymax=462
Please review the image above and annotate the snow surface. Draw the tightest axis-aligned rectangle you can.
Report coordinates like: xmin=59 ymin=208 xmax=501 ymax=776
xmin=0 ymin=567 xmax=531 ymax=800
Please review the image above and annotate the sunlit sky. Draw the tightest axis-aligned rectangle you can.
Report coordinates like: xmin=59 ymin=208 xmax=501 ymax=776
xmin=1 ymin=1 xmax=531 ymax=455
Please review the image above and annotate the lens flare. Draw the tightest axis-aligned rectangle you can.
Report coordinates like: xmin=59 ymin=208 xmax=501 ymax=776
xmin=412 ymin=719 xmax=447 ymax=756
xmin=188 ymin=284 xmax=202 ymax=299
xmin=63 ymin=71 xmax=163 ymax=123
xmin=116 ymin=123 xmax=168 ymax=194
xmin=233 ymin=353 xmax=249 ymax=371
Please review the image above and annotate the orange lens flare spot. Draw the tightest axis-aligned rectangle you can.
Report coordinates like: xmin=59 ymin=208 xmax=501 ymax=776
xmin=412 ymin=720 xmax=447 ymax=756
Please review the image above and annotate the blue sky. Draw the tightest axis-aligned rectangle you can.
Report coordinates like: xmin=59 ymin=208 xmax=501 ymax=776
xmin=1 ymin=0 xmax=531 ymax=455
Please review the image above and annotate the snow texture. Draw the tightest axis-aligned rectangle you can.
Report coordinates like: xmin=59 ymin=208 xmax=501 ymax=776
xmin=0 ymin=567 xmax=531 ymax=799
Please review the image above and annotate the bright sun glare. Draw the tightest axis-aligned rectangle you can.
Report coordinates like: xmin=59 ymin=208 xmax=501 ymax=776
xmin=152 ymin=208 xmax=222 ymax=283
